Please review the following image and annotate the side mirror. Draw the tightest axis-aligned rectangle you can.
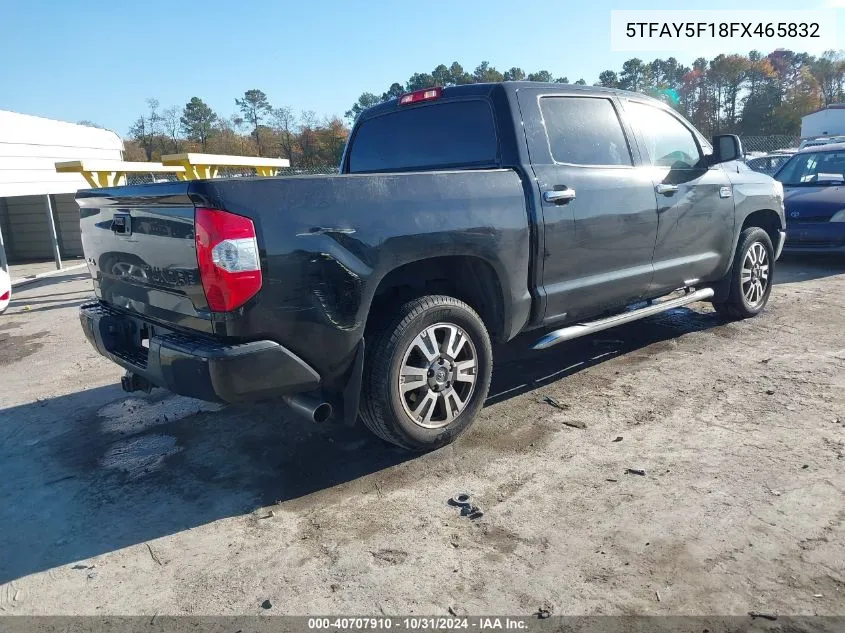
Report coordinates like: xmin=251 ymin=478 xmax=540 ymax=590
xmin=710 ymin=134 xmax=743 ymax=164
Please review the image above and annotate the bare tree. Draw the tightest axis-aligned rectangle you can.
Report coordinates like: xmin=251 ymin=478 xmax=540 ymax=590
xmin=297 ymin=110 xmax=319 ymax=168
xmin=128 ymin=98 xmax=162 ymax=160
xmin=271 ymin=106 xmax=298 ymax=163
xmin=161 ymin=106 xmax=181 ymax=153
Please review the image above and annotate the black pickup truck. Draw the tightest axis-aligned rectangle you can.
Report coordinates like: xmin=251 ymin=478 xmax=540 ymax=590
xmin=78 ymin=82 xmax=785 ymax=450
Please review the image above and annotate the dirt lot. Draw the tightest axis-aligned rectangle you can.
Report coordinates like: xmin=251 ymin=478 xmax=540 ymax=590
xmin=0 ymin=256 xmax=843 ymax=616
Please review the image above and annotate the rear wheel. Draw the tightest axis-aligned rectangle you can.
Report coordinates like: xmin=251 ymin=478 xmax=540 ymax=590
xmin=360 ymin=295 xmax=492 ymax=451
xmin=713 ymin=227 xmax=774 ymax=319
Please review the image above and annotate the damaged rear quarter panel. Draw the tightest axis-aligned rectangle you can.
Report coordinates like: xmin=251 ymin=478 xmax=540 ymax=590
xmin=189 ymin=170 xmax=531 ymax=383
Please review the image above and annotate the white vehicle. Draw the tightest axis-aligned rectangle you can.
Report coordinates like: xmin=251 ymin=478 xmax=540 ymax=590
xmin=799 ymin=136 xmax=845 ymax=150
xmin=746 ymin=153 xmax=792 ymax=176
xmin=0 ymin=267 xmax=10 ymax=314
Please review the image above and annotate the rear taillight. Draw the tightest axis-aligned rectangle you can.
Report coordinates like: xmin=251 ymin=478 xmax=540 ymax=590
xmin=195 ymin=207 xmax=262 ymax=312
xmin=0 ymin=290 xmax=8 ymax=301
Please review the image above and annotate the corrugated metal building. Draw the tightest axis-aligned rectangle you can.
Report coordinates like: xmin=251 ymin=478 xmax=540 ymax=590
xmin=0 ymin=110 xmax=123 ymax=268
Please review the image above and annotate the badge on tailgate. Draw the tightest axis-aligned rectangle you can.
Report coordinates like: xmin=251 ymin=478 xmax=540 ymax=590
xmin=112 ymin=213 xmax=132 ymax=236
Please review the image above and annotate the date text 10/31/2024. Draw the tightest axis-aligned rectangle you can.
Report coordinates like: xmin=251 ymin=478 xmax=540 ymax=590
xmin=307 ymin=617 xmax=530 ymax=630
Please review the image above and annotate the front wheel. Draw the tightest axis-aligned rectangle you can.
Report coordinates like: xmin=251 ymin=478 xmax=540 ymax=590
xmin=713 ymin=227 xmax=774 ymax=319
xmin=360 ymin=295 xmax=493 ymax=451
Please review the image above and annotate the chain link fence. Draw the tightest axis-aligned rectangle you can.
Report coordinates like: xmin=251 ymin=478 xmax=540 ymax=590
xmin=127 ymin=164 xmax=338 ymax=185
xmin=738 ymin=135 xmax=801 ymax=155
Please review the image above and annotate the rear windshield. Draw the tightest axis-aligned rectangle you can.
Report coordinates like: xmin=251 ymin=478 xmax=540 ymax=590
xmin=347 ymin=100 xmax=498 ymax=173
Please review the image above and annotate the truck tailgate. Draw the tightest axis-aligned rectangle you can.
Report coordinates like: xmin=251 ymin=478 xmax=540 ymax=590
xmin=77 ymin=182 xmax=212 ymax=334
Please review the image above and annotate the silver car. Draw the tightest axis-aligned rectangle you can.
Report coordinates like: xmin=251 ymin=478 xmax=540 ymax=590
xmin=746 ymin=153 xmax=792 ymax=176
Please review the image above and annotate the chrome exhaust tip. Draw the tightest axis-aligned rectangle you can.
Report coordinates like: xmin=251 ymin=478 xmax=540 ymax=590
xmin=282 ymin=394 xmax=333 ymax=423
xmin=120 ymin=371 xmax=153 ymax=394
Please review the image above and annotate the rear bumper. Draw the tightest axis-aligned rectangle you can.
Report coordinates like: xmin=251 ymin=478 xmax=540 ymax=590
xmin=783 ymin=222 xmax=845 ymax=254
xmin=79 ymin=301 xmax=320 ymax=403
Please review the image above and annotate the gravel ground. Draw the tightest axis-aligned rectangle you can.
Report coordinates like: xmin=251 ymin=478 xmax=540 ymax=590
xmin=0 ymin=255 xmax=843 ymax=616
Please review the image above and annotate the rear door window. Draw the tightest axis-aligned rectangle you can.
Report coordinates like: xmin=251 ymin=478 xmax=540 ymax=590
xmin=539 ymin=96 xmax=632 ymax=166
xmin=348 ymin=100 xmax=498 ymax=173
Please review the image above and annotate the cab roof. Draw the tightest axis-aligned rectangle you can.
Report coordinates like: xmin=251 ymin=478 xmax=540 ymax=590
xmin=357 ymin=82 xmax=669 ymax=121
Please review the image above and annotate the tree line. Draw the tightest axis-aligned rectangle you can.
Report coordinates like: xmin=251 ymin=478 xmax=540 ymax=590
xmin=344 ymin=62 xmax=582 ymax=121
xmin=117 ymin=91 xmax=348 ymax=168
xmin=90 ymin=49 xmax=844 ymax=166
xmin=346 ymin=51 xmax=845 ymax=137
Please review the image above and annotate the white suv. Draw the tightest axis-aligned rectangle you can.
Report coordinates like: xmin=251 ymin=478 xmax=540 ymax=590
xmin=799 ymin=136 xmax=845 ymax=150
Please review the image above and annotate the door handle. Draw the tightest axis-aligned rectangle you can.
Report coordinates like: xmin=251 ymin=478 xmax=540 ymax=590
xmin=543 ymin=189 xmax=576 ymax=204
xmin=655 ymin=184 xmax=678 ymax=195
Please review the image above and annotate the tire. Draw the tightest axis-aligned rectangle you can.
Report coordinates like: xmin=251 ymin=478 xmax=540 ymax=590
xmin=713 ymin=227 xmax=774 ymax=319
xmin=360 ymin=295 xmax=493 ymax=451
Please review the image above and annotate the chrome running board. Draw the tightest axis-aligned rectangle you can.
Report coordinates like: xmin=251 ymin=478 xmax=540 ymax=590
xmin=532 ymin=287 xmax=715 ymax=350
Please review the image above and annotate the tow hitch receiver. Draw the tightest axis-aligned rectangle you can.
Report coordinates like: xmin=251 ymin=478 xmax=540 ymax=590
xmin=121 ymin=371 xmax=153 ymax=394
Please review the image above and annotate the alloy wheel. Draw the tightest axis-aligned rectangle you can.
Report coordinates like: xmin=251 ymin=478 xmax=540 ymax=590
xmin=741 ymin=241 xmax=769 ymax=307
xmin=397 ymin=322 xmax=478 ymax=429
